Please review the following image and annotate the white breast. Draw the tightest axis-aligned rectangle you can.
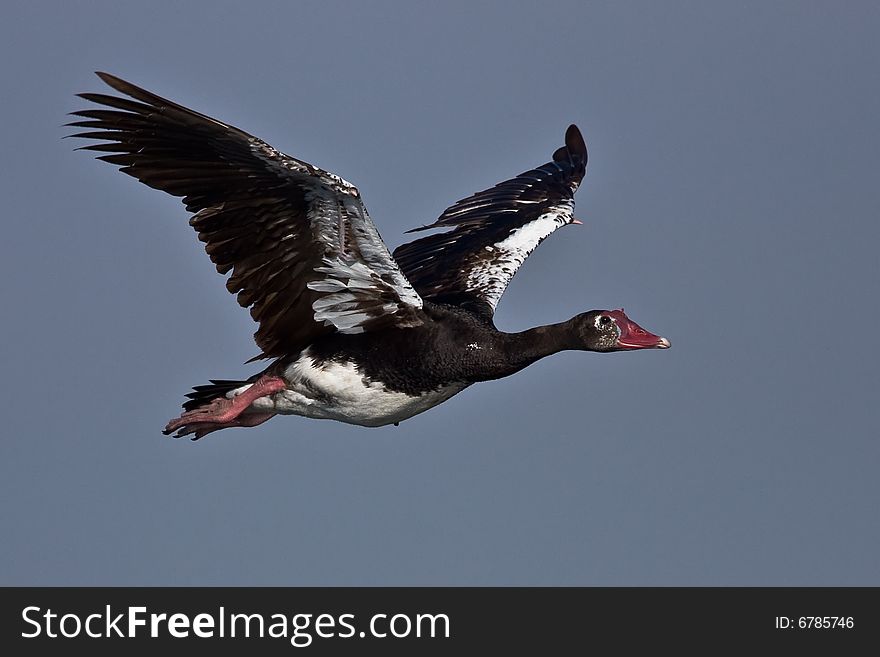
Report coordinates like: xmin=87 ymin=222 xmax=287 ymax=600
xmin=244 ymin=352 xmax=468 ymax=427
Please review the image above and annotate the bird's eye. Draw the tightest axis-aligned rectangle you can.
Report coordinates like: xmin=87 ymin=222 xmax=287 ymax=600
xmin=599 ymin=315 xmax=611 ymax=325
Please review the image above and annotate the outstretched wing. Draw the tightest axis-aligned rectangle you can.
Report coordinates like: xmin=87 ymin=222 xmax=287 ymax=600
xmin=392 ymin=125 xmax=587 ymax=318
xmin=69 ymin=73 xmax=422 ymax=358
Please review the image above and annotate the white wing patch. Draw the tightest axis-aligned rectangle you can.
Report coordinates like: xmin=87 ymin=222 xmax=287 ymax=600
xmin=309 ymin=259 xmax=397 ymax=332
xmin=304 ymin=189 xmax=422 ymax=333
xmin=464 ymin=202 xmax=575 ymax=309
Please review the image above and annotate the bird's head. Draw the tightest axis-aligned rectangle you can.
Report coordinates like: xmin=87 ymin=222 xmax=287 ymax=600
xmin=575 ymin=309 xmax=670 ymax=352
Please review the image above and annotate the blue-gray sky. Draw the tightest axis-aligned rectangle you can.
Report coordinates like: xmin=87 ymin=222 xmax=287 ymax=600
xmin=2 ymin=1 xmax=878 ymax=585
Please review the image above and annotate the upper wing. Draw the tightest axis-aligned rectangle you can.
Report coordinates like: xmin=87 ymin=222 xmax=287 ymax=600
xmin=392 ymin=125 xmax=587 ymax=318
xmin=69 ymin=73 xmax=422 ymax=358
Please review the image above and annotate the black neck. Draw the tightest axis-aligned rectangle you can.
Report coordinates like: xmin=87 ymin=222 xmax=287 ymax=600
xmin=495 ymin=318 xmax=580 ymax=378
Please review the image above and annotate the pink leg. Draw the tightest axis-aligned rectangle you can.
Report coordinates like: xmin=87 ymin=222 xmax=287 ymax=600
xmin=178 ymin=411 xmax=277 ymax=441
xmin=163 ymin=375 xmax=286 ymax=439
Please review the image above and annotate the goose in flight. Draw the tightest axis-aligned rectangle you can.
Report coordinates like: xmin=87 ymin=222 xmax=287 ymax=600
xmin=69 ymin=73 xmax=670 ymax=439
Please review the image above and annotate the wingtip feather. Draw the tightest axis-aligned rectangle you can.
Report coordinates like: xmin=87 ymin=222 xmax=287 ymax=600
xmin=95 ymin=71 xmax=123 ymax=87
xmin=404 ymin=224 xmax=434 ymax=234
xmin=564 ymin=124 xmax=588 ymax=162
